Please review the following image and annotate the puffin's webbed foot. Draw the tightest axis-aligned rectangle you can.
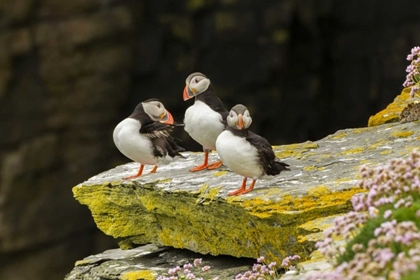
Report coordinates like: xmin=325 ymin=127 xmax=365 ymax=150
xmin=189 ymin=163 xmax=209 ymax=172
xmin=189 ymin=150 xmax=210 ymax=172
xmin=229 ymin=178 xmax=257 ymax=196
xmin=207 ymin=160 xmax=223 ymax=170
xmin=123 ymin=164 xmax=144 ymax=180
xmin=149 ymin=165 xmax=158 ymax=174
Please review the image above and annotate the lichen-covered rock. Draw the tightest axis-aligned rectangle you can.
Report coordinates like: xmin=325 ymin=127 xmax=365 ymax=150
xmin=73 ymin=121 xmax=420 ymax=265
xmin=368 ymin=88 xmax=413 ymax=127
xmin=65 ymin=244 xmax=254 ymax=280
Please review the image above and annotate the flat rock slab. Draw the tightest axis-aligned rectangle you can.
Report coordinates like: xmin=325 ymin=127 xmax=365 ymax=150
xmin=73 ymin=121 xmax=420 ymax=264
xmin=65 ymin=244 xmax=255 ymax=280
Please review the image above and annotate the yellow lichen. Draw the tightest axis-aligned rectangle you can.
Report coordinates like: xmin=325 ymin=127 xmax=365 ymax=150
xmin=391 ymin=131 xmax=414 ymax=138
xmin=340 ymin=147 xmax=365 ymax=156
xmin=380 ymin=150 xmax=392 ymax=155
xmin=307 ymin=185 xmax=330 ymax=197
xmin=353 ymin=128 xmax=368 ymax=134
xmin=213 ymin=171 xmax=228 ymax=177
xmin=368 ymin=88 xmax=411 ymax=127
xmin=297 ymin=214 xmax=343 ymax=243
xmin=368 ymin=140 xmax=387 ymax=150
xmin=196 ymin=186 xmax=221 ymax=205
xmin=360 ymin=159 xmax=371 ymax=165
xmin=330 ymin=132 xmax=348 ymax=139
xmin=120 ymin=270 xmax=156 ymax=280
xmin=303 ymin=166 xmax=325 ymax=171
xmin=334 ymin=177 xmax=357 ymax=184
xmin=303 ymin=166 xmax=317 ymax=171
xmin=275 ymin=141 xmax=318 ymax=159
xmin=232 ymin=187 xmax=364 ymax=219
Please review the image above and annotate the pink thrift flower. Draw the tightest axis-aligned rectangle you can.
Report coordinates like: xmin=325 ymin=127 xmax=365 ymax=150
xmin=256 ymin=256 xmax=265 ymax=263
xmin=201 ymin=266 xmax=211 ymax=272
xmin=384 ymin=209 xmax=392 ymax=219
xmin=193 ymin=258 xmax=202 ymax=267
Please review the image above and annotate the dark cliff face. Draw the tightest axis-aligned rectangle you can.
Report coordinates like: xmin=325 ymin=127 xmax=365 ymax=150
xmin=0 ymin=0 xmax=419 ymax=279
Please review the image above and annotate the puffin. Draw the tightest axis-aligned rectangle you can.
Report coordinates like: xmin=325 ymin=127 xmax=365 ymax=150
xmin=113 ymin=99 xmax=185 ymax=179
xmin=183 ymin=72 xmax=229 ymax=172
xmin=215 ymin=104 xmax=290 ymax=196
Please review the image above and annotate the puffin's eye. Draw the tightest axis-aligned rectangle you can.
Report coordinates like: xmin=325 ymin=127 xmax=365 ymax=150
xmin=195 ymin=78 xmax=199 ymax=83
xmin=157 ymin=103 xmax=161 ymax=108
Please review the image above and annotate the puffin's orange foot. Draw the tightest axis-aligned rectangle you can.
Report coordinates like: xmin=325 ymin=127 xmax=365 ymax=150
xmin=228 ymin=188 xmax=245 ymax=196
xmin=233 ymin=188 xmax=254 ymax=196
xmin=149 ymin=165 xmax=158 ymax=174
xmin=207 ymin=160 xmax=223 ymax=170
xmin=123 ymin=164 xmax=144 ymax=180
xmin=189 ymin=164 xmax=209 ymax=172
xmin=123 ymin=174 xmax=142 ymax=180
xmin=229 ymin=178 xmax=256 ymax=196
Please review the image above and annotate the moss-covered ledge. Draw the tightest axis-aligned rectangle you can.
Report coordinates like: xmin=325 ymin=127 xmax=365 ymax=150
xmin=73 ymin=121 xmax=420 ymax=264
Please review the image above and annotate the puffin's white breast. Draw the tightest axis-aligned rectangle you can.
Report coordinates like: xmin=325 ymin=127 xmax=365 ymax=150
xmin=215 ymin=130 xmax=264 ymax=179
xmin=184 ymin=100 xmax=225 ymax=150
xmin=113 ymin=118 xmax=158 ymax=165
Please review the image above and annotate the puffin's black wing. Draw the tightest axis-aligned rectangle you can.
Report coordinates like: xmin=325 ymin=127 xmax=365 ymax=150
xmin=197 ymin=87 xmax=229 ymax=121
xmin=140 ymin=122 xmax=173 ymax=138
xmin=246 ymin=132 xmax=290 ymax=176
xmin=140 ymin=122 xmax=185 ymax=158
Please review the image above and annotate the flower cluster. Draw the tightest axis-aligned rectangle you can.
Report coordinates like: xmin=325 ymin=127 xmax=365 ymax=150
xmin=157 ymin=258 xmax=215 ymax=280
xmin=315 ymin=211 xmax=367 ymax=262
xmin=157 ymin=255 xmax=301 ymax=280
xmin=281 ymin=255 xmax=301 ymax=271
xmin=403 ymin=46 xmax=420 ymax=98
xmin=235 ymin=255 xmax=296 ymax=280
xmin=306 ymin=151 xmax=420 ymax=279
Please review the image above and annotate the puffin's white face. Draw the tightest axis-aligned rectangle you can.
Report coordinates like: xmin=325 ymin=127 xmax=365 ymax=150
xmin=227 ymin=107 xmax=252 ymax=130
xmin=188 ymin=75 xmax=210 ymax=95
xmin=142 ymin=100 xmax=173 ymax=124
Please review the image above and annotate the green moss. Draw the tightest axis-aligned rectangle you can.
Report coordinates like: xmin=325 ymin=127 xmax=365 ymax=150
xmin=337 ymin=200 xmax=420 ymax=265
xmin=403 ymin=270 xmax=420 ymax=280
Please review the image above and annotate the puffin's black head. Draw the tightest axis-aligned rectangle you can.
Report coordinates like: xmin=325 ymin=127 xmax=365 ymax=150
xmin=183 ymin=72 xmax=211 ymax=101
xmin=132 ymin=99 xmax=174 ymax=124
xmin=227 ymin=104 xmax=252 ymax=130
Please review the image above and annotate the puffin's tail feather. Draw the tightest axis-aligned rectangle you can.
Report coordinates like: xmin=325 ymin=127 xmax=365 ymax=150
xmin=167 ymin=137 xmax=186 ymax=158
xmin=266 ymin=158 xmax=290 ymax=176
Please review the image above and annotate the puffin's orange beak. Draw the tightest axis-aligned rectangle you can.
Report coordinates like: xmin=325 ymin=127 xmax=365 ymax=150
xmin=237 ymin=114 xmax=244 ymax=130
xmin=183 ymin=85 xmax=194 ymax=101
xmin=161 ymin=110 xmax=174 ymax=125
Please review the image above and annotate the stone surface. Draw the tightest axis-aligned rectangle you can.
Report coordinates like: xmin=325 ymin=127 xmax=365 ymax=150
xmin=65 ymin=244 xmax=255 ymax=280
xmin=73 ymin=120 xmax=420 ymax=266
